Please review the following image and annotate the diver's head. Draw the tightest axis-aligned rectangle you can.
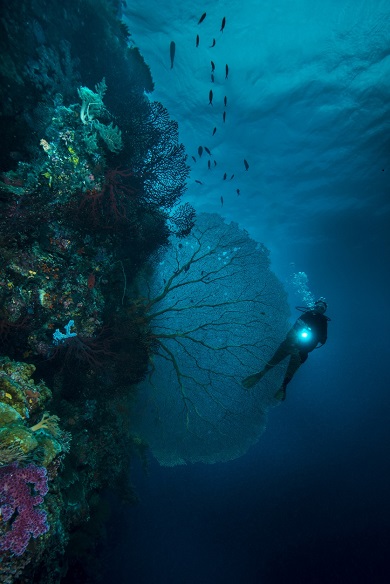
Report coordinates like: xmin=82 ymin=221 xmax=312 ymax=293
xmin=313 ymin=298 xmax=327 ymax=314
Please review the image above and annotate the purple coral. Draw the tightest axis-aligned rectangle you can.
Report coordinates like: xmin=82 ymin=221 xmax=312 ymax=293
xmin=0 ymin=462 xmax=49 ymax=556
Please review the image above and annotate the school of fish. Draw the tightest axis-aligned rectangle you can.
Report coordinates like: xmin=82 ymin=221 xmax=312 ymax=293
xmin=171 ymin=11 xmax=250 ymax=207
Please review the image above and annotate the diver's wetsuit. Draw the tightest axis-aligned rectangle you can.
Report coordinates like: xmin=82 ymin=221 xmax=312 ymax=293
xmin=268 ymin=310 xmax=328 ymax=390
xmin=242 ymin=308 xmax=329 ymax=395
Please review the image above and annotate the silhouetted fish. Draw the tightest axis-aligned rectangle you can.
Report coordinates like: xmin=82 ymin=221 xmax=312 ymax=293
xmin=211 ymin=74 xmax=214 ymax=83
xmin=209 ymin=90 xmax=213 ymax=105
xmin=236 ymin=188 xmax=240 ymax=195
xmin=211 ymin=61 xmax=215 ymax=72
xmin=224 ymin=96 xmax=227 ymax=107
xmin=196 ymin=34 xmax=199 ymax=47
xmin=198 ymin=146 xmax=203 ymax=157
xmin=170 ymin=41 xmax=176 ymax=69
xmin=191 ymin=156 xmax=196 ymax=162
xmin=225 ymin=64 xmax=229 ymax=79
xmin=208 ymin=160 xmax=211 ymax=170
xmin=223 ymin=173 xmax=227 ymax=180
xmin=220 ymin=17 xmax=226 ymax=32
xmin=195 ymin=180 xmax=203 ymax=184
xmin=244 ymin=159 xmax=249 ymax=171
xmin=223 ymin=111 xmax=226 ymax=122
xmin=210 ymin=39 xmax=216 ymax=47
xmin=212 ymin=127 xmax=217 ymax=136
xmin=220 ymin=196 xmax=224 ymax=206
xmin=229 ymin=174 xmax=234 ymax=180
xmin=204 ymin=146 xmax=211 ymax=155
xmin=198 ymin=12 xmax=206 ymax=24
xmin=214 ymin=160 xmax=217 ymax=166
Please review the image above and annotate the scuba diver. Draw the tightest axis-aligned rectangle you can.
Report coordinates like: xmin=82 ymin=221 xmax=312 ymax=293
xmin=242 ymin=298 xmax=330 ymax=401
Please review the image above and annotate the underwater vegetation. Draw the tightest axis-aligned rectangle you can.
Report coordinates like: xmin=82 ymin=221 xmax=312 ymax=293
xmin=0 ymin=357 xmax=70 ymax=581
xmin=131 ymin=213 xmax=290 ymax=465
xmin=0 ymin=0 xmax=190 ymax=581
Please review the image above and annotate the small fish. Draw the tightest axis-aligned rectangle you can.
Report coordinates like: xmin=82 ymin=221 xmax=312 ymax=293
xmin=223 ymin=173 xmax=227 ymax=180
xmin=220 ymin=16 xmax=226 ymax=32
xmin=191 ymin=156 xmax=196 ymax=163
xmin=220 ymin=196 xmax=224 ymax=206
xmin=236 ymin=189 xmax=240 ymax=196
xmin=211 ymin=74 xmax=214 ymax=83
xmin=196 ymin=34 xmax=199 ymax=47
xmin=225 ymin=64 xmax=229 ymax=79
xmin=244 ymin=159 xmax=249 ymax=171
xmin=208 ymin=160 xmax=211 ymax=170
xmin=87 ymin=273 xmax=96 ymax=289
xmin=211 ymin=61 xmax=215 ymax=72
xmin=214 ymin=160 xmax=217 ymax=166
xmin=224 ymin=95 xmax=227 ymax=107
xmin=198 ymin=12 xmax=206 ymax=24
xmin=198 ymin=146 xmax=203 ymax=157
xmin=209 ymin=89 xmax=213 ymax=105
xmin=210 ymin=39 xmax=216 ymax=48
xmin=229 ymin=174 xmax=234 ymax=180
xmin=204 ymin=146 xmax=211 ymax=155
xmin=223 ymin=111 xmax=226 ymax=123
xmin=212 ymin=127 xmax=217 ymax=136
xmin=195 ymin=179 xmax=203 ymax=184
xmin=169 ymin=41 xmax=176 ymax=69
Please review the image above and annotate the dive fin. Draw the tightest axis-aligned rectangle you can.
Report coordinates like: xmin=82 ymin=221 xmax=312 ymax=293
xmin=242 ymin=372 xmax=263 ymax=390
xmin=274 ymin=387 xmax=286 ymax=401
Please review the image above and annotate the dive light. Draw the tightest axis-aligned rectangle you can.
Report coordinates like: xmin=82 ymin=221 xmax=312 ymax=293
xmin=299 ymin=327 xmax=312 ymax=341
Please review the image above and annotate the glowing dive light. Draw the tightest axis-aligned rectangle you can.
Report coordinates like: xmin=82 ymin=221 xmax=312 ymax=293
xmin=299 ymin=327 xmax=312 ymax=341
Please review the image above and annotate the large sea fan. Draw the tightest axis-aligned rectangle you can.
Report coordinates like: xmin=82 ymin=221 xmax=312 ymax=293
xmin=131 ymin=213 xmax=290 ymax=465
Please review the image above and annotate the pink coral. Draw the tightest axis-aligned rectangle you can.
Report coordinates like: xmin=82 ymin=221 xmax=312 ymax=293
xmin=0 ymin=463 xmax=49 ymax=556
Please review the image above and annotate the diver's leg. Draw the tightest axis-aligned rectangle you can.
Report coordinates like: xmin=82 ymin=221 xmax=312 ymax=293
xmin=275 ymin=350 xmax=307 ymax=400
xmin=285 ymin=349 xmax=303 ymax=381
xmin=242 ymin=340 xmax=291 ymax=389
xmin=242 ymin=371 xmax=265 ymax=389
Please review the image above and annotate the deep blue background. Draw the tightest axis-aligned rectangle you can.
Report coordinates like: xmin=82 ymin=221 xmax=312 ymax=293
xmin=102 ymin=2 xmax=390 ymax=581
xmin=103 ymin=216 xmax=390 ymax=583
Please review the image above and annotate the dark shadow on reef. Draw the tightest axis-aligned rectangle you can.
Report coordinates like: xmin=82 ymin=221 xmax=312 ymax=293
xmin=0 ymin=0 xmax=194 ymax=581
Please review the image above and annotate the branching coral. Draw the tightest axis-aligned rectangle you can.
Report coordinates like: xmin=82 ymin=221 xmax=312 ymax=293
xmin=0 ymin=462 xmax=49 ymax=556
xmin=131 ymin=213 xmax=290 ymax=465
xmin=77 ymin=78 xmax=123 ymax=152
xmin=30 ymin=413 xmax=61 ymax=438
xmin=137 ymin=101 xmax=190 ymax=210
xmin=79 ymin=167 xmax=139 ymax=228
xmin=78 ymin=79 xmax=106 ymax=125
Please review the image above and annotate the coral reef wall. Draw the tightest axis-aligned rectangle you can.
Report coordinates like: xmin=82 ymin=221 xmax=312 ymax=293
xmin=0 ymin=0 xmax=190 ymax=581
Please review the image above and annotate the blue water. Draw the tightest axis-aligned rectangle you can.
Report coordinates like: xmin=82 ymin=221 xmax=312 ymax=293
xmin=1 ymin=0 xmax=388 ymax=581
xmin=103 ymin=228 xmax=389 ymax=582
xmin=97 ymin=2 xmax=390 ymax=582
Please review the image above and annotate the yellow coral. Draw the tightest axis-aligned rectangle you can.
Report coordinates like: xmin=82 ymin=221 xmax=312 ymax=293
xmin=31 ymin=412 xmax=61 ymax=437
